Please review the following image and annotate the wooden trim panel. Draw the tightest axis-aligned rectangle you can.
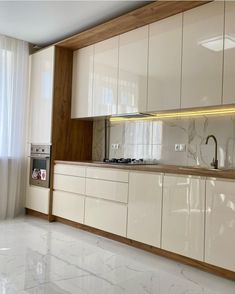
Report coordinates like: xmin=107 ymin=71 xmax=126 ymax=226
xmin=25 ymin=208 xmax=49 ymax=221
xmin=53 ymin=215 xmax=235 ymax=281
xmin=56 ymin=1 xmax=211 ymax=50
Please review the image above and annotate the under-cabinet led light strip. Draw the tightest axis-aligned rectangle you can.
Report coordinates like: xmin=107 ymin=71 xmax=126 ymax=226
xmin=109 ymin=107 xmax=235 ymax=122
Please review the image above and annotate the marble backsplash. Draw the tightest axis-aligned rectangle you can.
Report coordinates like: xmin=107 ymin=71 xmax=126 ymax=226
xmin=92 ymin=115 xmax=235 ymax=168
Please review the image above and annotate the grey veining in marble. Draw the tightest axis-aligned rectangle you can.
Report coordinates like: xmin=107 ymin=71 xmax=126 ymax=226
xmin=0 ymin=216 xmax=235 ymax=294
xmin=92 ymin=115 xmax=235 ymax=168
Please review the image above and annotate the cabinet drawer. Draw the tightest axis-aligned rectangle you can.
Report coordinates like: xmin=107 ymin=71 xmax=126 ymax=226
xmin=86 ymin=178 xmax=128 ymax=203
xmin=53 ymin=174 xmax=85 ymax=194
xmin=53 ymin=191 xmax=84 ymax=223
xmin=54 ymin=164 xmax=86 ymax=177
xmin=86 ymin=167 xmax=128 ymax=182
xmin=85 ymin=197 xmax=127 ymax=236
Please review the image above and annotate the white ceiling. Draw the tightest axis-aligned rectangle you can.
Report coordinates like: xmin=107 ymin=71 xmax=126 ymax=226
xmin=0 ymin=1 xmax=150 ymax=47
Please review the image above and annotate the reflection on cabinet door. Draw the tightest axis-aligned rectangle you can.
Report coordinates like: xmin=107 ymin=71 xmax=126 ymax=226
xmin=127 ymin=172 xmax=163 ymax=247
xmin=162 ymin=175 xmax=205 ymax=261
xmin=30 ymin=46 xmax=54 ymax=144
xmin=148 ymin=14 xmax=182 ymax=112
xmin=223 ymin=1 xmax=235 ymax=105
xmin=205 ymin=178 xmax=235 ymax=272
xmin=181 ymin=1 xmax=224 ymax=109
xmin=93 ymin=37 xmax=118 ymax=116
xmin=71 ymin=45 xmax=94 ymax=118
xmin=118 ymin=26 xmax=148 ymax=115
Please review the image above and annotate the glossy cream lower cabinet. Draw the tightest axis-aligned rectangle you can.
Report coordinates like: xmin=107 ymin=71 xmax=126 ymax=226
xmin=205 ymin=178 xmax=235 ymax=272
xmin=93 ymin=37 xmax=118 ymax=116
xmin=53 ymin=191 xmax=85 ymax=223
xmin=118 ymin=26 xmax=148 ymax=114
xmin=162 ymin=175 xmax=205 ymax=260
xmin=148 ymin=14 xmax=182 ymax=112
xmin=181 ymin=1 xmax=224 ymax=108
xmin=85 ymin=197 xmax=127 ymax=236
xmin=223 ymin=1 xmax=235 ymax=105
xmin=26 ymin=186 xmax=49 ymax=214
xmin=71 ymin=45 xmax=94 ymax=118
xmin=86 ymin=178 xmax=128 ymax=203
xmin=127 ymin=172 xmax=163 ymax=247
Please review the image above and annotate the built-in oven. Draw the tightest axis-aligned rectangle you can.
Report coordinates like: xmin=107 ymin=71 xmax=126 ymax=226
xmin=29 ymin=144 xmax=51 ymax=188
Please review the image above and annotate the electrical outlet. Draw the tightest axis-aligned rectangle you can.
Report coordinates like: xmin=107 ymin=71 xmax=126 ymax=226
xmin=111 ymin=143 xmax=120 ymax=150
xmin=175 ymin=144 xmax=180 ymax=152
xmin=175 ymin=144 xmax=186 ymax=152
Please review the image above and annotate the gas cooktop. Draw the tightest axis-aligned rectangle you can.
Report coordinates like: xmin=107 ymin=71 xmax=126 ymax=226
xmin=103 ymin=158 xmax=158 ymax=165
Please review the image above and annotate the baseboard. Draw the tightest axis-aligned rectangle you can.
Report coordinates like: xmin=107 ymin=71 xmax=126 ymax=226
xmin=25 ymin=208 xmax=49 ymax=220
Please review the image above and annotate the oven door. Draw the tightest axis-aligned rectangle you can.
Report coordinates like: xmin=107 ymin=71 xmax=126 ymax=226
xmin=29 ymin=156 xmax=50 ymax=188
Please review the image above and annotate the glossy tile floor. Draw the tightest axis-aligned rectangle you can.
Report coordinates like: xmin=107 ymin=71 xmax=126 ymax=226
xmin=0 ymin=217 xmax=234 ymax=294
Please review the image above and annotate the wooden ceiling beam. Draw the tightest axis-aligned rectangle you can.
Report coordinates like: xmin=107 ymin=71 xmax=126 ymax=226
xmin=56 ymin=1 xmax=212 ymax=51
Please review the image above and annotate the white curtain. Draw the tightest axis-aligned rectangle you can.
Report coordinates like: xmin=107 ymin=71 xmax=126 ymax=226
xmin=0 ymin=35 xmax=29 ymax=219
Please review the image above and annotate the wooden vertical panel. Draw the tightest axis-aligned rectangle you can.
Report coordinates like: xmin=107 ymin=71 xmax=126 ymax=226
xmin=48 ymin=46 xmax=93 ymax=220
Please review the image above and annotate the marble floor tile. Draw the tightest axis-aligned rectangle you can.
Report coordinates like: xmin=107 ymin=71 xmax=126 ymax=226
xmin=0 ymin=216 xmax=234 ymax=294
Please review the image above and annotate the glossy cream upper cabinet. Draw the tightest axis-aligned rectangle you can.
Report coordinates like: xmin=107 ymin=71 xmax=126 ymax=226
xmin=205 ymin=178 xmax=235 ymax=272
xmin=127 ymin=172 xmax=163 ymax=247
xmin=29 ymin=46 xmax=54 ymax=144
xmin=93 ymin=37 xmax=118 ymax=116
xmin=118 ymin=26 xmax=148 ymax=115
xmin=162 ymin=175 xmax=205 ymax=260
xmin=181 ymin=1 xmax=224 ymax=109
xmin=71 ymin=45 xmax=94 ymax=118
xmin=223 ymin=1 xmax=235 ymax=105
xmin=148 ymin=14 xmax=182 ymax=112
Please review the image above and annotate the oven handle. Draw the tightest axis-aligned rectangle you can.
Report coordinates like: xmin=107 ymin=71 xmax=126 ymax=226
xmin=29 ymin=155 xmax=50 ymax=159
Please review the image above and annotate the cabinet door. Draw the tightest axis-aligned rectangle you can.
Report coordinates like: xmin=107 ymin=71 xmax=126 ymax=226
xmin=118 ymin=26 xmax=148 ymax=114
xmin=127 ymin=172 xmax=163 ymax=247
xmin=205 ymin=179 xmax=235 ymax=271
xmin=85 ymin=197 xmax=127 ymax=236
xmin=93 ymin=37 xmax=118 ymax=116
xmin=53 ymin=191 xmax=85 ymax=223
xmin=223 ymin=1 xmax=235 ymax=105
xmin=181 ymin=2 xmax=224 ymax=109
xmin=162 ymin=175 xmax=205 ymax=260
xmin=29 ymin=46 xmax=54 ymax=144
xmin=71 ymin=45 xmax=94 ymax=118
xmin=26 ymin=186 xmax=50 ymax=214
xmin=148 ymin=14 xmax=182 ymax=112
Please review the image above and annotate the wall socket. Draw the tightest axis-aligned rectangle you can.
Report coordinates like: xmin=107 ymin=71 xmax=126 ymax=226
xmin=111 ymin=143 xmax=120 ymax=150
xmin=175 ymin=144 xmax=186 ymax=152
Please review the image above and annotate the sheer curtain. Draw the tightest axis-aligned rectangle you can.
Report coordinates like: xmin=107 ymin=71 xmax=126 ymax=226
xmin=0 ymin=35 xmax=29 ymax=219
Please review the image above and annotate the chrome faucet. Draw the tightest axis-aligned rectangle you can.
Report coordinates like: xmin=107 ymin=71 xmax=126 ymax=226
xmin=205 ymin=135 xmax=218 ymax=169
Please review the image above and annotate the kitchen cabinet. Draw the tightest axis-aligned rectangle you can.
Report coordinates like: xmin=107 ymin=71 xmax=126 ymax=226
xmin=223 ymin=1 xmax=235 ymax=105
xmin=26 ymin=185 xmax=50 ymax=214
xmin=53 ymin=174 xmax=85 ymax=195
xmin=162 ymin=174 xmax=205 ymax=260
xmin=29 ymin=46 xmax=54 ymax=144
xmin=127 ymin=172 xmax=163 ymax=247
xmin=53 ymin=191 xmax=85 ymax=223
xmin=93 ymin=37 xmax=119 ymax=116
xmin=86 ymin=178 xmax=128 ymax=203
xmin=148 ymin=14 xmax=182 ymax=112
xmin=181 ymin=1 xmax=224 ymax=109
xmin=205 ymin=178 xmax=235 ymax=272
xmin=85 ymin=197 xmax=127 ymax=236
xmin=71 ymin=45 xmax=94 ymax=118
xmin=118 ymin=26 xmax=148 ymax=114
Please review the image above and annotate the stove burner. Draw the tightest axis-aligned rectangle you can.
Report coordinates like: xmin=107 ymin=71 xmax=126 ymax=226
xmin=103 ymin=158 xmax=145 ymax=165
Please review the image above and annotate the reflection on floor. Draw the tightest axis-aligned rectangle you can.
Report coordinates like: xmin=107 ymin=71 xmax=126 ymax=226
xmin=0 ymin=216 xmax=234 ymax=294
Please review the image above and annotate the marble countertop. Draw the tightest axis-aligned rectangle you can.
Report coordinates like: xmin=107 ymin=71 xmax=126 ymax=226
xmin=54 ymin=160 xmax=235 ymax=180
